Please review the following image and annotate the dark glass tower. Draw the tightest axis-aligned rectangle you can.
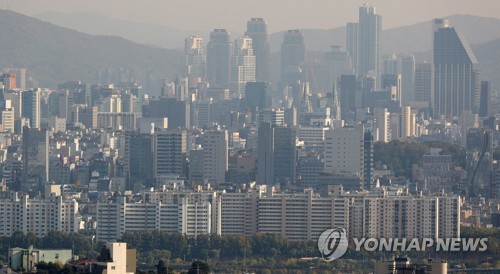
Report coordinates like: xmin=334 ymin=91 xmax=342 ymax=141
xmin=207 ymin=29 xmax=232 ymax=88
xmin=280 ymin=30 xmax=306 ymax=88
xmin=433 ymin=19 xmax=479 ymax=118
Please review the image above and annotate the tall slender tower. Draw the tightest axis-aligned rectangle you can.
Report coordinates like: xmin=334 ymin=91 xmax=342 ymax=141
xmin=346 ymin=23 xmax=359 ymax=74
xmin=207 ymin=29 xmax=232 ymax=88
xmin=358 ymin=4 xmax=382 ymax=77
xmin=245 ymin=18 xmax=270 ymax=82
xmin=433 ymin=18 xmax=479 ymax=118
xmin=184 ymin=36 xmax=206 ymax=81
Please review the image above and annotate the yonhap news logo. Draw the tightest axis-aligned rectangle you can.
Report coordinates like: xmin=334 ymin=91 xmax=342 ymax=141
xmin=317 ymin=228 xmax=489 ymax=262
xmin=317 ymin=227 xmax=348 ymax=261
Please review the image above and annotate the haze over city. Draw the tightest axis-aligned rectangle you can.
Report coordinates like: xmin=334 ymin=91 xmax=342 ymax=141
xmin=0 ymin=1 xmax=500 ymax=273
xmin=4 ymin=0 xmax=500 ymax=32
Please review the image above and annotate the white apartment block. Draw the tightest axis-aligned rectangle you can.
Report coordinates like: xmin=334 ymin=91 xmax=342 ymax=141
xmin=0 ymin=193 xmax=79 ymax=237
xmin=95 ymin=186 xmax=460 ymax=242
xmin=96 ymin=195 xmax=217 ymax=242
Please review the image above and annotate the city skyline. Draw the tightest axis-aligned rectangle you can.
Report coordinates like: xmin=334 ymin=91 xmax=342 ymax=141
xmin=4 ymin=0 xmax=500 ymax=32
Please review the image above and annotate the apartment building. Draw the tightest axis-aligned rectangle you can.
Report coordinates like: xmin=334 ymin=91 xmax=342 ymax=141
xmin=0 ymin=192 xmax=79 ymax=237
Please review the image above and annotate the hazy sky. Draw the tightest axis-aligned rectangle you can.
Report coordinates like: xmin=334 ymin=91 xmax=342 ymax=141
xmin=3 ymin=0 xmax=500 ymax=32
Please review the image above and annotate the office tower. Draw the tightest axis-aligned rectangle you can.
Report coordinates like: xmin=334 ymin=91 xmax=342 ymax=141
xmin=346 ymin=23 xmax=359 ymax=73
xmin=381 ymin=74 xmax=402 ymax=103
xmin=374 ymin=108 xmax=390 ymax=142
xmin=433 ymin=18 xmax=479 ymax=118
xmin=280 ymin=30 xmax=306 ymax=88
xmin=244 ymin=82 xmax=271 ymax=113
xmin=324 ymin=46 xmax=353 ymax=89
xmin=383 ymin=54 xmax=399 ymax=75
xmin=331 ymin=83 xmax=342 ymax=121
xmin=146 ymin=98 xmax=190 ymax=128
xmin=21 ymin=89 xmax=40 ymax=129
xmin=231 ymin=37 xmax=256 ymax=97
xmin=274 ymin=126 xmax=297 ymax=184
xmin=415 ymin=62 xmax=433 ymax=103
xmin=154 ymin=130 xmax=187 ymax=178
xmin=207 ymin=29 xmax=232 ymax=88
xmin=202 ymin=130 xmax=228 ymax=186
xmin=22 ymin=127 xmax=49 ymax=193
xmin=324 ymin=125 xmax=367 ymax=188
xmin=245 ymin=18 xmax=270 ymax=82
xmin=400 ymin=55 xmax=416 ymax=104
xmin=184 ymin=36 xmax=206 ymax=80
xmin=256 ymin=122 xmax=297 ymax=185
xmin=361 ymin=75 xmax=376 ymax=109
xmin=479 ymin=81 xmax=492 ymax=117
xmin=57 ymin=80 xmax=88 ymax=105
xmin=258 ymin=109 xmax=285 ymax=126
xmin=78 ymin=106 xmax=98 ymax=129
xmin=125 ymin=132 xmax=154 ymax=188
xmin=339 ymin=75 xmax=357 ymax=119
xmin=358 ymin=4 xmax=382 ymax=77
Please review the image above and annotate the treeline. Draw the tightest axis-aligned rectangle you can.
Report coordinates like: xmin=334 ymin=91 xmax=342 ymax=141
xmin=120 ymin=231 xmax=319 ymax=262
xmin=0 ymin=231 xmax=98 ymax=264
xmin=374 ymin=140 xmax=466 ymax=179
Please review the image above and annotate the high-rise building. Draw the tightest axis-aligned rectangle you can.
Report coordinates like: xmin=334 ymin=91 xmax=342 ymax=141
xmin=479 ymin=81 xmax=492 ymax=117
xmin=244 ymin=82 xmax=271 ymax=113
xmin=125 ymin=132 xmax=154 ymax=188
xmin=202 ymin=130 xmax=228 ymax=186
xmin=339 ymin=75 xmax=357 ymax=119
xmin=21 ymin=89 xmax=41 ymax=129
xmin=346 ymin=23 xmax=359 ymax=73
xmin=280 ymin=30 xmax=306 ymax=88
xmin=22 ymin=127 xmax=49 ymax=193
xmin=415 ymin=62 xmax=433 ymax=103
xmin=256 ymin=122 xmax=297 ymax=185
xmin=433 ymin=18 xmax=480 ymax=118
xmin=245 ymin=18 xmax=270 ymax=82
xmin=374 ymin=108 xmax=390 ymax=142
xmin=154 ymin=130 xmax=187 ymax=178
xmin=231 ymin=37 xmax=256 ymax=97
xmin=324 ymin=125 xmax=369 ymax=188
xmin=358 ymin=4 xmax=382 ymax=77
xmin=324 ymin=46 xmax=353 ymax=89
xmin=400 ymin=55 xmax=416 ymax=104
xmin=184 ymin=36 xmax=206 ymax=81
xmin=207 ymin=29 xmax=232 ymax=88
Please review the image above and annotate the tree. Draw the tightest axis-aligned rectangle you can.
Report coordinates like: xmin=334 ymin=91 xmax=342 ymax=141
xmin=157 ymin=259 xmax=168 ymax=274
xmin=188 ymin=260 xmax=210 ymax=274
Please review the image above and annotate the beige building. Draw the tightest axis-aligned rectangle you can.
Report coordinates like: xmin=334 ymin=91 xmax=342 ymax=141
xmin=93 ymin=243 xmax=136 ymax=274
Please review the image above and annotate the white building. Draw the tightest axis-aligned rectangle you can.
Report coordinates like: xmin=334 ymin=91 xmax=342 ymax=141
xmin=0 ymin=193 xmax=79 ymax=237
xmin=202 ymin=130 xmax=228 ymax=186
xmin=324 ymin=125 xmax=364 ymax=178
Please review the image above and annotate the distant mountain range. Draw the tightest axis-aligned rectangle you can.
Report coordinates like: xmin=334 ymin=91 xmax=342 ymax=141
xmin=0 ymin=9 xmax=182 ymax=88
xmin=36 ymin=11 xmax=500 ymax=54
xmin=1 ymin=9 xmax=499 ymax=92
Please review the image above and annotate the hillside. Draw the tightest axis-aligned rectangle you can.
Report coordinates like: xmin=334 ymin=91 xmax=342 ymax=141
xmin=35 ymin=11 xmax=210 ymax=50
xmin=0 ymin=9 xmax=182 ymax=89
xmin=474 ymin=38 xmax=500 ymax=92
